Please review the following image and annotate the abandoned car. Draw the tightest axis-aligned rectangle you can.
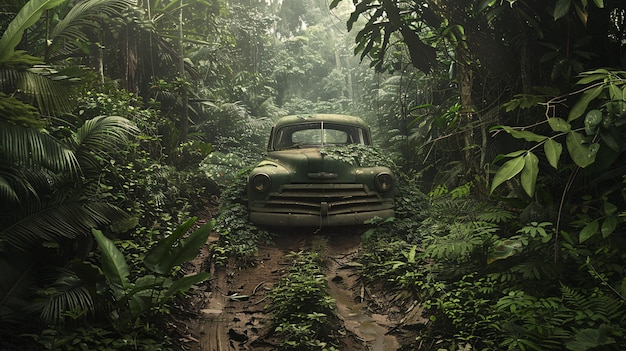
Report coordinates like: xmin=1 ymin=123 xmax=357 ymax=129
xmin=247 ymin=114 xmax=395 ymax=226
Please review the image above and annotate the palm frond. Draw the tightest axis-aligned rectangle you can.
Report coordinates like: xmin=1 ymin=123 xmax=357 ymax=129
xmin=1 ymin=67 xmax=78 ymax=115
xmin=51 ymin=0 xmax=132 ymax=37
xmin=0 ymin=196 xmax=126 ymax=251
xmin=0 ymin=121 xmax=79 ymax=175
xmin=247 ymin=115 xmax=273 ymax=130
xmin=23 ymin=66 xmax=78 ymax=115
xmin=34 ymin=268 xmax=94 ymax=325
xmin=1 ymin=257 xmax=97 ymax=330
xmin=49 ymin=0 xmax=136 ymax=60
xmin=0 ymin=174 xmax=19 ymax=204
xmin=75 ymin=116 xmax=138 ymax=152
xmin=72 ymin=116 xmax=138 ymax=174
xmin=0 ymin=163 xmax=62 ymax=206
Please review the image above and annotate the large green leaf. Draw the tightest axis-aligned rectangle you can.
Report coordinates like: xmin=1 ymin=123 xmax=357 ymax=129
xmin=490 ymin=155 xmax=525 ymax=194
xmin=576 ymin=70 xmax=609 ymax=85
xmin=608 ymin=83 xmax=622 ymax=100
xmin=544 ymin=139 xmax=563 ymax=168
xmin=600 ymin=128 xmax=622 ymax=152
xmin=568 ymin=85 xmax=603 ymax=121
xmin=547 ymin=117 xmax=571 ymax=132
xmin=163 ymin=272 xmax=211 ymax=300
xmin=565 ymin=325 xmax=615 ymax=351
xmin=579 ymin=220 xmax=599 ymax=243
xmin=554 ymin=0 xmax=571 ymax=20
xmin=491 ymin=149 xmax=526 ymax=164
xmin=500 ymin=126 xmax=547 ymax=142
xmin=603 ymin=201 xmax=618 ymax=216
xmin=601 ymin=216 xmax=617 ymax=238
xmin=0 ymin=0 xmax=68 ymax=63
xmin=124 ymin=275 xmax=167 ymax=316
xmin=144 ymin=217 xmax=196 ymax=274
xmin=584 ymin=110 xmax=603 ymax=134
xmin=566 ymin=131 xmax=598 ymax=168
xmin=521 ymin=152 xmax=539 ymax=197
xmin=144 ymin=218 xmax=214 ymax=275
xmin=92 ymin=228 xmax=130 ymax=296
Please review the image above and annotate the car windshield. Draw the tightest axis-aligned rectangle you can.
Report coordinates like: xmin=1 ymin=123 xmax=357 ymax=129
xmin=272 ymin=122 xmax=369 ymax=150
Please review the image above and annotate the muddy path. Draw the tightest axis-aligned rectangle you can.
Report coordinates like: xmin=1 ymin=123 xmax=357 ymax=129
xmin=180 ymin=227 xmax=426 ymax=351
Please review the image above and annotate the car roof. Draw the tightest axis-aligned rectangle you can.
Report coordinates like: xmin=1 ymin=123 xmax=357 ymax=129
xmin=273 ymin=114 xmax=370 ymax=129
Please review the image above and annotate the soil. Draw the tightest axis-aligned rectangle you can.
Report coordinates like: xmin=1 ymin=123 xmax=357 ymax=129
xmin=174 ymin=222 xmax=428 ymax=351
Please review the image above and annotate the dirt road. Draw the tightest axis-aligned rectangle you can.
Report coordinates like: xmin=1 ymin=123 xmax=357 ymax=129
xmin=181 ymin=228 xmax=425 ymax=350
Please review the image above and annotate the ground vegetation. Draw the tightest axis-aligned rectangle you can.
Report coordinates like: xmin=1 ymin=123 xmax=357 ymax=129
xmin=1 ymin=0 xmax=626 ymax=350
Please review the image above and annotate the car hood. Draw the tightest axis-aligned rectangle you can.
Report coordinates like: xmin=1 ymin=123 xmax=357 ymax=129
xmin=265 ymin=148 xmax=356 ymax=183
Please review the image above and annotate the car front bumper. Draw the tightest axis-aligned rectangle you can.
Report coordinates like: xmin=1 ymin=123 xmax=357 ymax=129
xmin=248 ymin=209 xmax=395 ymax=227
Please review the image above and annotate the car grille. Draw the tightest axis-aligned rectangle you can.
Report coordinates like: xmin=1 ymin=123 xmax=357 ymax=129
xmin=253 ymin=183 xmax=393 ymax=215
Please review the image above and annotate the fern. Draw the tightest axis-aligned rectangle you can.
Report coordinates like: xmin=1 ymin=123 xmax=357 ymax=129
xmin=476 ymin=207 xmax=516 ymax=223
xmin=495 ymin=286 xmax=626 ymax=351
xmin=561 ymin=285 xmax=625 ymax=327
xmin=494 ymin=290 xmax=568 ymax=351
xmin=424 ymin=222 xmax=490 ymax=263
xmin=565 ymin=325 xmax=617 ymax=351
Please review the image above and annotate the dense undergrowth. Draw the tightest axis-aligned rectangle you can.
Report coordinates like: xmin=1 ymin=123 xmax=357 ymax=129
xmin=1 ymin=83 xmax=217 ymax=350
xmin=210 ymin=166 xmax=275 ymax=263
xmin=359 ymin=179 xmax=626 ymax=351
xmin=266 ymin=251 xmax=341 ymax=351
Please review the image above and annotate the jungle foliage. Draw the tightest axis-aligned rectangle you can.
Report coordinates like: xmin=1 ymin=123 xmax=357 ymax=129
xmin=2 ymin=0 xmax=626 ymax=349
xmin=266 ymin=251 xmax=340 ymax=351
xmin=336 ymin=0 xmax=626 ymax=349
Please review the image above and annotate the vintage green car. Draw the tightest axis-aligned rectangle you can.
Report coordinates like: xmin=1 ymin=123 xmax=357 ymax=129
xmin=247 ymin=114 xmax=395 ymax=227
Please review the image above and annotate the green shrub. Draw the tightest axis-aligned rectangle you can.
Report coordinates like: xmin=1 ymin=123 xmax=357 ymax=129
xmin=267 ymin=251 xmax=340 ymax=351
xmin=213 ymin=167 xmax=274 ymax=262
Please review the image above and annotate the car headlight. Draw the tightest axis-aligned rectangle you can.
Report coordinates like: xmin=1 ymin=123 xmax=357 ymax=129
xmin=251 ymin=173 xmax=271 ymax=192
xmin=374 ymin=172 xmax=393 ymax=192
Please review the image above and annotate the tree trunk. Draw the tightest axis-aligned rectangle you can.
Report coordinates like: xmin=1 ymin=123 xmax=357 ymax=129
xmin=179 ymin=0 xmax=188 ymax=142
xmin=458 ymin=60 xmax=475 ymax=174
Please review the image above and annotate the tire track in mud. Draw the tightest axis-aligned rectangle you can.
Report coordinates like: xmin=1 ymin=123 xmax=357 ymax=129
xmin=188 ymin=229 xmax=408 ymax=351
xmin=326 ymin=244 xmax=400 ymax=351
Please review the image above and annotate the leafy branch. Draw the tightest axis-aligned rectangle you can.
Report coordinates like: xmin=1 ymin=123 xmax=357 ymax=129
xmin=490 ymin=69 xmax=626 ymax=197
